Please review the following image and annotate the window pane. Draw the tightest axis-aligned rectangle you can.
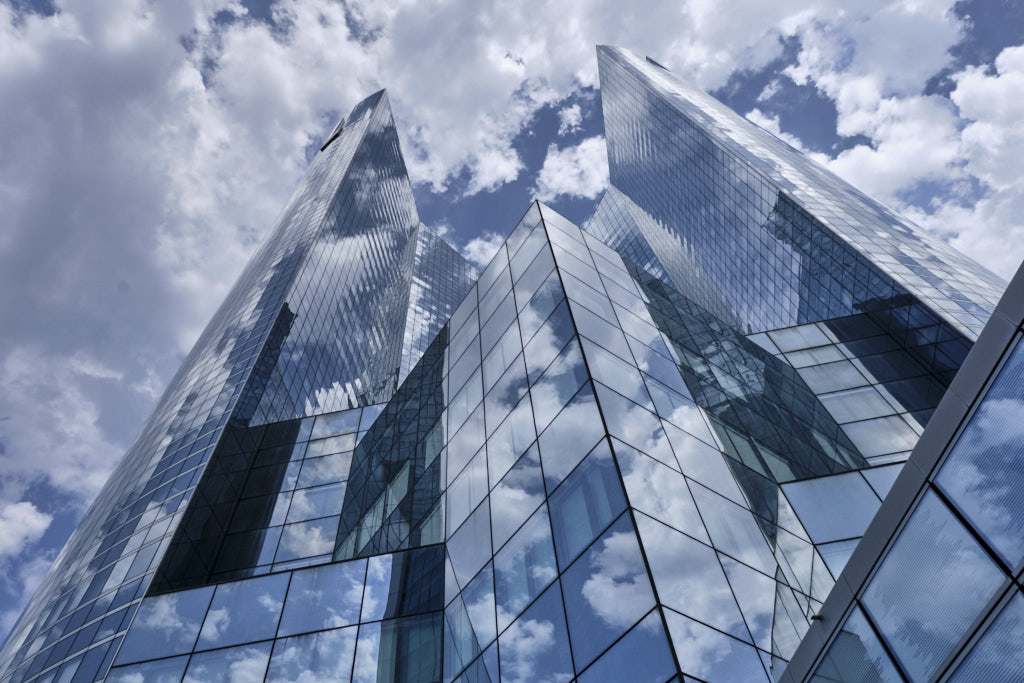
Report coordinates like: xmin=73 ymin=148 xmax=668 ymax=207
xmin=950 ymin=592 xmax=1024 ymax=682
xmin=268 ymin=626 xmax=357 ymax=682
xmin=537 ymin=385 xmax=605 ymax=491
xmin=577 ymin=610 xmax=675 ymax=683
xmin=663 ymin=608 xmax=768 ymax=682
xmin=811 ymin=606 xmax=902 ymax=683
xmin=279 ymin=559 xmax=366 ymax=637
xmin=635 ymin=514 xmax=747 ymax=640
xmin=494 ymin=505 xmax=557 ymax=630
xmin=498 ymin=581 xmax=573 ymax=683
xmin=783 ymin=472 xmax=881 ymax=544
xmin=548 ymin=440 xmax=626 ymax=569
xmin=184 ymin=641 xmax=272 ymax=681
xmin=561 ymin=515 xmax=654 ymax=668
xmin=863 ymin=491 xmax=1005 ymax=681
xmin=490 ymin=446 xmax=545 ymax=551
xmin=114 ymin=586 xmax=213 ymax=664
xmin=197 ymin=573 xmax=289 ymax=650
xmin=107 ymin=655 xmax=189 ymax=683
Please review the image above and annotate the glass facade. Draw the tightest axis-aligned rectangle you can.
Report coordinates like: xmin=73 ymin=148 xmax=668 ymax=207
xmin=2 ymin=45 xmax=1019 ymax=683
xmin=0 ymin=91 xmax=473 ymax=683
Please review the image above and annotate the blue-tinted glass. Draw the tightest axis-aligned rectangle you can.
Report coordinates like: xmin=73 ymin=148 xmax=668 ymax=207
xmin=485 ymin=394 xmax=536 ymax=489
xmin=689 ymin=483 xmax=777 ymax=575
xmin=278 ymin=559 xmax=366 ymax=637
xmin=594 ymin=383 xmax=676 ymax=470
xmin=490 ymin=446 xmax=545 ymax=551
xmin=494 ymin=505 xmax=557 ymax=630
xmin=197 ymin=573 xmax=288 ymax=650
xmin=537 ymin=384 xmax=605 ymax=491
xmin=184 ymin=641 xmax=272 ymax=681
xmin=663 ymin=608 xmax=768 ymax=682
xmin=783 ymin=472 xmax=881 ymax=544
xmin=811 ymin=607 xmax=902 ymax=683
xmin=937 ymin=340 xmax=1024 ymax=567
xmin=529 ymin=340 xmax=588 ymax=433
xmin=371 ymin=613 xmax=443 ymax=683
xmin=446 ymin=502 xmax=492 ymax=590
xmin=560 ymin=515 xmax=654 ymax=668
xmin=863 ymin=491 xmax=1005 ymax=680
xmin=577 ymin=610 xmax=675 ymax=683
xmin=635 ymin=513 xmax=748 ymax=640
xmin=498 ymin=581 xmax=574 ymax=683
xmin=106 ymin=656 xmax=189 ymax=683
xmin=548 ymin=440 xmax=627 ymax=569
xmin=461 ymin=562 xmax=497 ymax=650
xmin=950 ymin=592 xmax=1024 ymax=682
xmin=114 ymin=586 xmax=213 ymax=664
xmin=612 ymin=439 xmax=709 ymax=543
xmin=267 ymin=626 xmax=357 ymax=682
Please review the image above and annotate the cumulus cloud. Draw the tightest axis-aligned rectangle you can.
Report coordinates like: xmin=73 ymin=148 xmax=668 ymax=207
xmin=461 ymin=232 xmax=505 ymax=269
xmin=533 ymin=136 xmax=609 ymax=202
xmin=744 ymin=108 xmax=823 ymax=159
xmin=0 ymin=503 xmax=51 ymax=560
xmin=557 ymin=104 xmax=583 ymax=135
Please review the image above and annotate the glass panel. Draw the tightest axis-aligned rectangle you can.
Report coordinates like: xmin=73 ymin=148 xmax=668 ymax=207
xmin=862 ymin=490 xmax=1005 ymax=681
xmin=485 ymin=395 xmax=536 ymax=489
xmin=818 ymin=539 xmax=859 ymax=577
xmin=523 ymin=300 xmax=576 ymax=384
xmin=797 ymin=360 xmax=869 ymax=394
xmin=537 ymin=385 xmax=605 ymax=492
xmin=820 ymin=386 xmax=895 ymax=423
xmin=484 ymin=354 xmax=528 ymax=436
xmin=286 ymin=483 xmax=345 ymax=524
xmin=811 ymin=606 xmax=902 ymax=683
xmin=936 ymin=341 xmax=1024 ymax=567
xmin=446 ymin=502 xmax=492 ymax=590
xmin=312 ymin=410 xmax=361 ymax=440
xmin=862 ymin=465 xmax=901 ymax=500
xmin=594 ymin=384 xmax=676 ymax=470
xmin=447 ymin=448 xmax=488 ymax=537
xmin=114 ymin=586 xmax=213 ymax=664
xmin=490 ymin=446 xmax=545 ymax=551
xmin=482 ymin=322 xmax=521 ymax=393
xmin=529 ymin=340 xmax=588 ymax=434
xmin=635 ymin=513 xmax=748 ymax=640
xmin=548 ymin=440 xmax=626 ymax=569
xmin=267 ymin=626 xmax=357 ymax=682
xmin=570 ymin=303 xmax=632 ymax=360
xmin=183 ymin=641 xmax=272 ymax=681
xmin=842 ymin=416 xmax=919 ymax=458
xmin=279 ymin=559 xmax=367 ymax=637
xmin=690 ymin=483 xmax=777 ymax=575
xmin=494 ymin=505 xmax=557 ymax=630
xmin=560 ymin=515 xmax=654 ymax=668
xmin=783 ymin=472 xmax=881 ymax=544
xmin=614 ymin=439 xmax=709 ymax=541
xmin=949 ymin=592 xmax=1024 ymax=682
xmin=498 ymin=581 xmax=574 ymax=683
xmin=107 ymin=656 xmax=189 ymax=683
xmin=276 ymin=515 xmax=339 ymax=563
xmin=580 ymin=337 xmax=653 ymax=410
xmin=663 ymin=608 xmax=768 ymax=682
xmin=577 ymin=610 xmax=675 ymax=683
xmin=719 ymin=556 xmax=776 ymax=652
xmin=297 ymin=452 xmax=353 ymax=489
xmin=462 ymin=562 xmax=497 ymax=651
xmin=197 ymin=573 xmax=289 ymax=650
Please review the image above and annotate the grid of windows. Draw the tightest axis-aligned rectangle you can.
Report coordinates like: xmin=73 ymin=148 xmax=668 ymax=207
xmin=594 ymin=46 xmax=1004 ymax=341
xmin=807 ymin=334 xmax=1024 ymax=681
xmin=0 ymin=91 xmax=474 ymax=683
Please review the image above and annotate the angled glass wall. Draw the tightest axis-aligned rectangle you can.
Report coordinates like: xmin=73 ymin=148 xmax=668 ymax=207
xmin=0 ymin=91 xmax=474 ymax=683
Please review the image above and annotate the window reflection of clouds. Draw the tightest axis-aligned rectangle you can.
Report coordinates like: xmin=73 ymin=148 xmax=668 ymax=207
xmin=267 ymin=626 xmax=357 ymax=683
xmin=498 ymin=582 xmax=574 ymax=683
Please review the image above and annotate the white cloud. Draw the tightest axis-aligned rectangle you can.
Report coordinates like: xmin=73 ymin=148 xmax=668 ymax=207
xmin=557 ymin=104 xmax=582 ymax=135
xmin=461 ymin=232 xmax=505 ymax=269
xmin=744 ymin=108 xmax=824 ymax=159
xmin=0 ymin=503 xmax=51 ymax=561
xmin=533 ymin=136 xmax=609 ymax=202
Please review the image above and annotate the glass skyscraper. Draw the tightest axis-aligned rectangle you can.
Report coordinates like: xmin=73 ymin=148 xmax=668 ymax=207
xmin=1 ymin=46 xmax=1020 ymax=683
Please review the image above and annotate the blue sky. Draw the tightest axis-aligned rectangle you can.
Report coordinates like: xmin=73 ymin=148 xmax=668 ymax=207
xmin=0 ymin=0 xmax=1023 ymax=640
